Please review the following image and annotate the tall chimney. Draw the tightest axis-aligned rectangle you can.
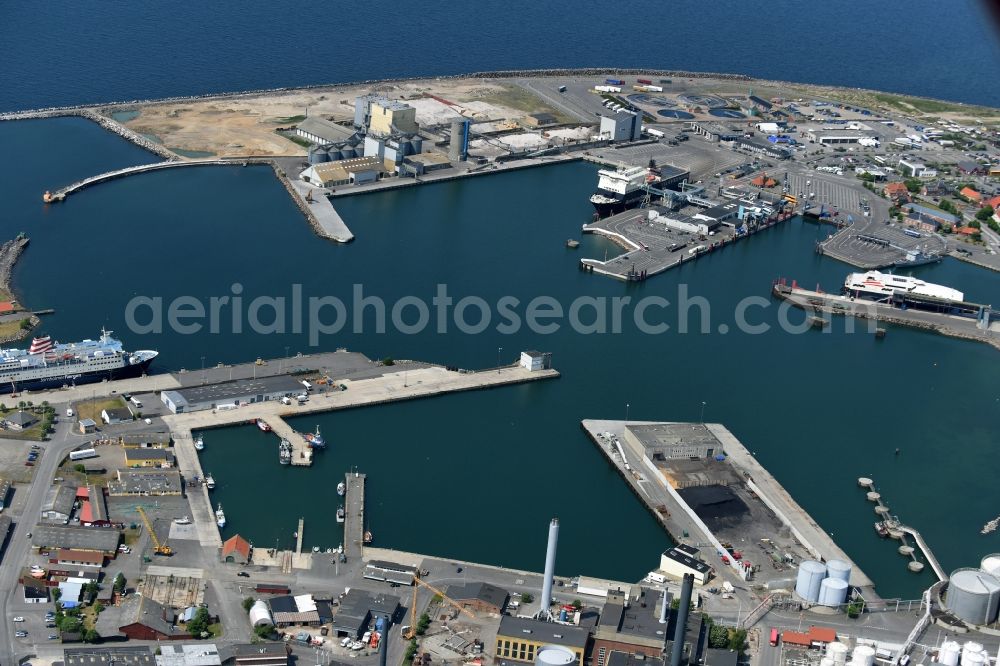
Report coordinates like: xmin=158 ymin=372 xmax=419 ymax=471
xmin=670 ymin=574 xmax=694 ymax=666
xmin=379 ymin=614 xmax=389 ymax=666
xmin=659 ymin=588 xmax=669 ymax=624
xmin=539 ymin=518 xmax=559 ymax=619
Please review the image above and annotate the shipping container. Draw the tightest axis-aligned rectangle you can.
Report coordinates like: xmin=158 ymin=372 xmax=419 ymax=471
xmin=605 ymin=78 xmax=625 ymax=86
xmin=637 ymin=78 xmax=652 ymax=85
xmin=646 ymin=128 xmax=666 ymax=138
xmin=69 ymin=448 xmax=97 ymax=461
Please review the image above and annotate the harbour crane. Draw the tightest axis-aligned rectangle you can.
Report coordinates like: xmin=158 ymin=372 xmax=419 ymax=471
xmin=403 ymin=576 xmax=475 ymax=639
xmin=135 ymin=506 xmax=172 ymax=556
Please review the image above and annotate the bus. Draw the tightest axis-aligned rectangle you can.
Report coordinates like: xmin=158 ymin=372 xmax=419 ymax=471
xmin=903 ymin=229 xmax=923 ymax=238
xmin=769 ymin=628 xmax=779 ymax=646
xmin=69 ymin=448 xmax=97 ymax=461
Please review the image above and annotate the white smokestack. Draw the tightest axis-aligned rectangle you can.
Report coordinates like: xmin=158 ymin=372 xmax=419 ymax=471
xmin=539 ymin=518 xmax=559 ymax=619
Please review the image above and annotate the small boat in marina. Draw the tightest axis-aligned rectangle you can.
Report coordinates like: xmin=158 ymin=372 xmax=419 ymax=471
xmin=337 ymin=481 xmax=346 ymax=496
xmin=279 ymin=439 xmax=292 ymax=465
xmin=305 ymin=426 xmax=325 ymax=449
xmin=336 ymin=505 xmax=345 ymax=523
xmin=982 ymin=516 xmax=999 ymax=535
xmin=206 ymin=474 xmax=216 ymax=490
xmin=174 ymin=516 xmax=191 ymax=525
xmin=256 ymin=418 xmax=272 ymax=432
xmin=215 ymin=504 xmax=226 ymax=528
xmin=874 ymin=521 xmax=889 ymax=538
xmin=363 ymin=530 xmax=373 ymax=544
xmin=194 ymin=436 xmax=205 ymax=451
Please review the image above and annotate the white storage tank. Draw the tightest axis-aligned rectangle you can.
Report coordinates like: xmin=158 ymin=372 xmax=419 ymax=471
xmin=946 ymin=568 xmax=1000 ymax=625
xmin=820 ymin=658 xmax=835 ymax=666
xmin=853 ymin=645 xmax=876 ymax=666
xmin=795 ymin=560 xmax=827 ymax=602
xmin=827 ymin=642 xmax=849 ymax=665
xmin=536 ymin=645 xmax=577 ymax=666
xmin=826 ymin=559 xmax=852 ymax=583
xmin=981 ymin=554 xmax=1000 ymax=577
xmin=937 ymin=641 xmax=961 ymax=666
xmin=960 ymin=651 xmax=985 ymax=666
xmin=818 ymin=577 xmax=849 ymax=606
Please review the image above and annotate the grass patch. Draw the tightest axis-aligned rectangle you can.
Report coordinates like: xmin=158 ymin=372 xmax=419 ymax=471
xmin=76 ymin=397 xmax=126 ymax=424
xmin=464 ymin=84 xmax=575 ymax=124
xmin=0 ymin=317 xmax=33 ymax=340
xmin=274 ymin=115 xmax=307 ymax=124
xmin=871 ymin=92 xmax=1000 ymax=117
xmin=277 ymin=131 xmax=313 ymax=148
xmin=207 ymin=622 xmax=223 ymax=637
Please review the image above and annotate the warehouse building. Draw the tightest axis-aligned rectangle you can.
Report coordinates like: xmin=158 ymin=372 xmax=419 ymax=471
xmin=299 ymin=157 xmax=391 ymax=188
xmin=53 ymin=548 xmax=105 ymax=568
xmin=687 ymin=122 xmax=741 ymax=142
xmin=363 ymin=560 xmax=417 ymax=586
xmin=592 ymin=587 xmax=670 ymax=666
xmin=694 ymin=202 xmax=742 ymax=227
xmin=119 ymin=595 xmax=190 ymax=640
xmin=102 ymin=406 xmax=134 ymax=424
xmin=156 ymin=644 xmax=223 ymax=666
xmin=65 ymin=647 xmax=155 ymax=666
xmin=402 ymin=152 xmax=452 ymax=176
xmin=659 ymin=545 xmax=712 ymax=585
xmin=600 ymin=112 xmax=642 ymax=143
xmin=42 ymin=484 xmax=77 ymax=522
xmin=524 ymin=112 xmax=559 ymax=127
xmin=331 ymin=588 xmax=401 ymax=638
xmin=269 ymin=594 xmax=320 ymax=627
xmin=125 ymin=448 xmax=175 ymax=468
xmin=120 ymin=432 xmax=172 ymax=448
xmin=495 ymin=616 xmax=589 ymax=666
xmin=222 ymin=534 xmax=253 ymax=564
xmin=296 ymin=117 xmax=357 ymax=146
xmin=78 ymin=485 xmax=111 ymax=527
xmin=232 ymin=644 xmax=289 ymax=666
xmin=623 ymin=423 xmax=721 ymax=461
xmin=648 ymin=211 xmax=720 ymax=236
xmin=108 ymin=469 xmax=183 ymax=496
xmin=32 ymin=524 xmax=120 ymax=556
xmin=446 ymin=582 xmax=510 ymax=615
xmin=728 ymin=136 xmax=790 ymax=159
xmin=161 ymin=375 xmax=306 ymax=414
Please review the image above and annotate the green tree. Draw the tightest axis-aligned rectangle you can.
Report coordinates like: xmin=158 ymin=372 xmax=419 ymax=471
xmin=82 ymin=628 xmax=101 ymax=643
xmin=113 ymin=573 xmax=126 ymax=593
xmin=728 ymin=628 xmax=748 ymax=654
xmin=381 ymin=357 xmax=395 ymax=366
xmin=416 ymin=612 xmax=431 ymax=636
xmin=52 ymin=588 xmax=62 ymax=603
xmin=243 ymin=597 xmax=255 ymax=613
xmin=254 ymin=624 xmax=275 ymax=639
xmin=903 ymin=178 xmax=922 ymax=193
xmin=186 ymin=607 xmax=211 ymax=638
xmin=975 ymin=205 xmax=994 ymax=221
xmin=95 ymin=602 xmax=105 ymax=615
xmin=74 ymin=464 xmax=87 ymax=473
xmin=969 ymin=220 xmax=981 ymax=229
xmin=404 ymin=639 xmax=419 ymax=665
xmin=709 ymin=624 xmax=730 ymax=649
xmin=570 ymin=599 xmax=583 ymax=611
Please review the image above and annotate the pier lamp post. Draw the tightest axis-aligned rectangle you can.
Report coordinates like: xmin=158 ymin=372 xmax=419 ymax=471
xmin=700 ymin=401 xmax=707 ymax=424
xmin=201 ymin=356 xmax=206 ymax=385
xmin=625 ymin=402 xmax=630 ymax=424
xmin=497 ymin=346 xmax=503 ymax=372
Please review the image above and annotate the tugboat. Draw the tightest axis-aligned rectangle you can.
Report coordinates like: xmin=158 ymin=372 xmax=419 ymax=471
xmin=337 ymin=481 xmax=346 ymax=496
xmin=194 ymin=436 xmax=205 ymax=451
xmin=336 ymin=505 xmax=345 ymax=523
xmin=205 ymin=473 xmax=216 ymax=490
xmin=256 ymin=418 xmax=271 ymax=432
xmin=215 ymin=504 xmax=226 ymax=529
xmin=304 ymin=426 xmax=325 ymax=449
xmin=279 ymin=439 xmax=292 ymax=465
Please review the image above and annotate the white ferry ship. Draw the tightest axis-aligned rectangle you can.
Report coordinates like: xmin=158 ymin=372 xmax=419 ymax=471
xmin=844 ymin=271 xmax=964 ymax=303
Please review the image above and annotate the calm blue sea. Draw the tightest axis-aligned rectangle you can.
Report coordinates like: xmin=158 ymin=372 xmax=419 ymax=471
xmin=1 ymin=0 xmax=998 ymax=111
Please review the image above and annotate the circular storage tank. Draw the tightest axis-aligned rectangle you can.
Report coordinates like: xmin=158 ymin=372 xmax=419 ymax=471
xmin=937 ymin=642 xmax=960 ymax=666
xmin=961 ymin=643 xmax=984 ymax=661
xmin=946 ymin=569 xmax=1000 ymax=625
xmin=853 ymin=645 xmax=876 ymax=666
xmin=961 ymin=652 xmax=985 ymax=666
xmin=536 ymin=646 xmax=577 ymax=666
xmin=820 ymin=658 xmax=835 ymax=666
xmin=981 ymin=554 xmax=1000 ymax=577
xmin=248 ymin=599 xmax=273 ymax=627
xmin=828 ymin=642 xmax=849 ymax=665
xmin=308 ymin=145 xmax=330 ymax=164
xmin=796 ymin=560 xmax=827 ymax=602
xmin=818 ymin=577 xmax=849 ymax=607
xmin=826 ymin=560 xmax=852 ymax=583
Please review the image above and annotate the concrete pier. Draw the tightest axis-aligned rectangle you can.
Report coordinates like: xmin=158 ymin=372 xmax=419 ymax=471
xmin=343 ymin=472 xmax=366 ymax=560
xmin=268 ymin=417 xmax=313 ymax=467
xmin=296 ymin=518 xmax=305 ymax=555
xmin=288 ymin=180 xmax=355 ymax=242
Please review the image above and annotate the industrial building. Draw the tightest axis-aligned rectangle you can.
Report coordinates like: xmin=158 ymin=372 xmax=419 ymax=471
xmin=901 ymin=203 xmax=958 ymax=227
xmin=687 ymin=122 xmax=740 ymax=143
xmin=363 ymin=560 xmax=418 ymax=586
xmin=156 ymin=644 xmax=223 ymax=666
xmin=249 ymin=600 xmax=274 ymax=627
xmin=403 ymin=152 xmax=452 ymax=176
xmin=296 ymin=117 xmax=357 ymax=146
xmin=102 ymin=406 xmax=134 ymax=424
xmin=648 ymin=211 xmax=721 ymax=236
xmin=108 ymin=469 xmax=183 ymax=496
xmin=269 ymin=594 xmax=320 ymax=627
xmin=300 ymin=157 xmax=390 ymax=188
xmin=54 ymin=548 xmax=105 ymax=568
xmin=520 ymin=351 xmax=553 ymax=371
xmin=42 ymin=484 xmax=77 ymax=522
xmin=65 ymin=647 xmax=156 ymax=666
xmin=307 ymin=135 xmax=365 ymax=165
xmin=659 ymin=545 xmax=712 ymax=585
xmin=364 ymin=133 xmax=423 ymax=165
xmin=446 ymin=581 xmax=510 ymax=614
xmin=119 ymin=595 xmax=191 ymax=640
xmin=125 ymin=447 xmax=175 ymax=468
xmin=898 ymin=159 xmax=933 ymax=178
xmin=727 ymin=136 xmax=790 ymax=159
xmin=622 ymin=423 xmax=721 ymax=461
xmin=600 ymin=112 xmax=642 ymax=143
xmin=221 ymin=534 xmax=252 ymax=564
xmin=361 ymin=97 xmax=419 ymax=136
xmin=524 ymin=112 xmax=559 ymax=127
xmin=331 ymin=588 xmax=401 ymax=638
xmin=693 ymin=202 xmax=742 ymax=227
xmin=495 ymin=616 xmax=589 ymax=666
xmin=32 ymin=524 xmax=121 ymax=555
xmin=232 ymin=643 xmax=289 ymax=666
xmin=3 ymin=410 xmax=36 ymax=430
xmin=592 ymin=587 xmax=670 ymax=666
xmin=78 ymin=485 xmax=111 ymax=527
xmin=160 ymin=375 xmax=307 ymax=414
xmin=120 ymin=432 xmax=172 ymax=448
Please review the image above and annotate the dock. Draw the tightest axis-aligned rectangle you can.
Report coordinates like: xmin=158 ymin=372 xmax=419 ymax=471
xmin=771 ymin=281 xmax=999 ymax=351
xmin=268 ymin=417 xmax=313 ymax=467
xmin=859 ymin=478 xmax=947 ymax=581
xmin=288 ymin=180 xmax=355 ymax=243
xmin=343 ymin=472 xmax=366 ymax=560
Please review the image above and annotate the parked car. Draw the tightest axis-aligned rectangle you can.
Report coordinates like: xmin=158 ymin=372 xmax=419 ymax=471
xmin=237 ymin=571 xmax=250 ymax=578
xmin=12 ymin=616 xmax=24 ymax=622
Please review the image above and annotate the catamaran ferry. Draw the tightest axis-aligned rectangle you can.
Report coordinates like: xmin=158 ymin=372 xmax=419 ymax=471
xmin=844 ymin=271 xmax=964 ymax=303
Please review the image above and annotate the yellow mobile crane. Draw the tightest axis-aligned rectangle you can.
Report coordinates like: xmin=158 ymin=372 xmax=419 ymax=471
xmin=403 ymin=576 xmax=475 ymax=639
xmin=136 ymin=506 xmax=172 ymax=556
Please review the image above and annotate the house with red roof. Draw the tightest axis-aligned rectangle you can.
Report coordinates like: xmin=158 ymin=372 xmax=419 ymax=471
xmin=960 ymin=186 xmax=982 ymax=204
xmin=883 ymin=182 xmax=910 ymax=204
xmin=221 ymin=534 xmax=252 ymax=564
